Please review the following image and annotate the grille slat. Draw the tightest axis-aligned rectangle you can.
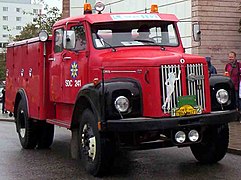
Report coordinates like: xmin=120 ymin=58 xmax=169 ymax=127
xmin=161 ymin=64 xmax=206 ymax=114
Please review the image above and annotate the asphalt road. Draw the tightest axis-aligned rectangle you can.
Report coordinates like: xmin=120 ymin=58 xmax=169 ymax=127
xmin=1 ymin=121 xmax=241 ymax=180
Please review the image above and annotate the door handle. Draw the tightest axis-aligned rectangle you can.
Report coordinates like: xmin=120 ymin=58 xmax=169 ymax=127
xmin=63 ymin=56 xmax=71 ymax=60
xmin=48 ymin=57 xmax=55 ymax=61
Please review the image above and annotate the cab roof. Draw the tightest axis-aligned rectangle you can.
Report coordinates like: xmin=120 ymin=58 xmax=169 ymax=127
xmin=53 ymin=12 xmax=179 ymax=27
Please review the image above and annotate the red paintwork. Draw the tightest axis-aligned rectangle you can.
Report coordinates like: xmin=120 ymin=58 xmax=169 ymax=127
xmin=5 ymin=12 xmax=210 ymax=129
xmin=54 ymin=12 xmax=179 ymax=27
xmin=6 ymin=37 xmax=55 ymax=120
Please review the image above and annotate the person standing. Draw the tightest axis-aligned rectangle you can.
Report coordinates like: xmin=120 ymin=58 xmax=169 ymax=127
xmin=2 ymin=87 xmax=5 ymax=114
xmin=224 ymin=51 xmax=241 ymax=110
xmin=205 ymin=56 xmax=217 ymax=75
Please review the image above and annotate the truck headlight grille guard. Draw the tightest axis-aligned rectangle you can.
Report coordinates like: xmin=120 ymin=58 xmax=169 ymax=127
xmin=160 ymin=64 xmax=206 ymax=114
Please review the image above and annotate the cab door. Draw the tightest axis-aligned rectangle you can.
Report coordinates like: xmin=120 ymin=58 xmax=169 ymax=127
xmin=61 ymin=23 xmax=89 ymax=104
xmin=49 ymin=23 xmax=89 ymax=104
xmin=49 ymin=28 xmax=65 ymax=103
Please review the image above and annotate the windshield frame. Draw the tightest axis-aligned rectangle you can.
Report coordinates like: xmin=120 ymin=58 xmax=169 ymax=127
xmin=91 ymin=20 xmax=180 ymax=50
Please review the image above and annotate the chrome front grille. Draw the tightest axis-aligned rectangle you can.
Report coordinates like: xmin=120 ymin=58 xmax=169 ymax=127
xmin=161 ymin=65 xmax=182 ymax=113
xmin=186 ymin=64 xmax=205 ymax=110
xmin=161 ymin=64 xmax=206 ymax=114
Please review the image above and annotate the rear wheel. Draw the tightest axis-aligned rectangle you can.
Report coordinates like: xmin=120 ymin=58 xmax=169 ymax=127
xmin=79 ymin=109 xmax=115 ymax=176
xmin=16 ymin=99 xmax=37 ymax=149
xmin=190 ymin=124 xmax=229 ymax=164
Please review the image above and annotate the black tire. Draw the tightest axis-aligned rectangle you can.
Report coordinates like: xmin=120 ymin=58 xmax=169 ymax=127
xmin=190 ymin=124 xmax=229 ymax=164
xmin=16 ymin=99 xmax=37 ymax=149
xmin=79 ymin=109 xmax=115 ymax=176
xmin=37 ymin=122 xmax=54 ymax=149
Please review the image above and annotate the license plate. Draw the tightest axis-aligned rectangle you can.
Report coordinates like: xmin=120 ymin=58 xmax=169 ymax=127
xmin=175 ymin=104 xmax=197 ymax=117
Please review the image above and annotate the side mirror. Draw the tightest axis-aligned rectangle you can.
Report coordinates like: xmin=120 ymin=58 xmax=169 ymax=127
xmin=193 ymin=23 xmax=201 ymax=42
xmin=63 ymin=30 xmax=76 ymax=49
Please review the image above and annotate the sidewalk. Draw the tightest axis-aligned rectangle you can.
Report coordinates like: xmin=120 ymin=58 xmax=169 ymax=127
xmin=0 ymin=109 xmax=240 ymax=155
xmin=228 ymin=121 xmax=241 ymax=155
xmin=0 ymin=111 xmax=14 ymax=122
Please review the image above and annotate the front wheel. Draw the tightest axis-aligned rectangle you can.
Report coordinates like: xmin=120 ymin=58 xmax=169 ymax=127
xmin=190 ymin=124 xmax=229 ymax=164
xmin=79 ymin=109 xmax=115 ymax=176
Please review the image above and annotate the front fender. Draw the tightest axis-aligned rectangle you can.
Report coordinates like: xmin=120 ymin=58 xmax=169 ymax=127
xmin=209 ymin=75 xmax=236 ymax=111
xmin=71 ymin=83 xmax=102 ymax=129
xmin=103 ymin=78 xmax=142 ymax=119
xmin=71 ymin=78 xmax=143 ymax=129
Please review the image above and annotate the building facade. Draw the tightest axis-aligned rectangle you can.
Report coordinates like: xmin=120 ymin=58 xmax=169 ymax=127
xmin=64 ymin=0 xmax=241 ymax=73
xmin=0 ymin=0 xmax=42 ymax=52
xmin=192 ymin=0 xmax=241 ymax=72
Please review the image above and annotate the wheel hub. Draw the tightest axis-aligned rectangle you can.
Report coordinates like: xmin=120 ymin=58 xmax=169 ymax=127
xmin=19 ymin=110 xmax=26 ymax=138
xmin=81 ymin=124 xmax=96 ymax=161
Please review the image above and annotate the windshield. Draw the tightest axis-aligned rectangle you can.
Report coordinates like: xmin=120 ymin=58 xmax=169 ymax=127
xmin=91 ymin=21 xmax=179 ymax=49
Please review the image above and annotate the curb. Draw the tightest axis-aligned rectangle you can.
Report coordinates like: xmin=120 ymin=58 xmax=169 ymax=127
xmin=0 ymin=118 xmax=14 ymax=122
xmin=228 ymin=148 xmax=241 ymax=156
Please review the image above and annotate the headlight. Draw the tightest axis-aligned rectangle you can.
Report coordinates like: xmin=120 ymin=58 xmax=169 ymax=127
xmin=114 ymin=96 xmax=129 ymax=113
xmin=216 ymin=89 xmax=229 ymax=104
xmin=175 ymin=131 xmax=186 ymax=143
xmin=39 ymin=30 xmax=49 ymax=42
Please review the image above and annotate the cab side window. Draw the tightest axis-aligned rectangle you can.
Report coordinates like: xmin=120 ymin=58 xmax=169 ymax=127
xmin=71 ymin=25 xmax=86 ymax=51
xmin=54 ymin=28 xmax=64 ymax=53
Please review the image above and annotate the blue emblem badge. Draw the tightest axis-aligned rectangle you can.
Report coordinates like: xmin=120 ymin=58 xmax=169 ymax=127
xmin=70 ymin=62 xmax=78 ymax=78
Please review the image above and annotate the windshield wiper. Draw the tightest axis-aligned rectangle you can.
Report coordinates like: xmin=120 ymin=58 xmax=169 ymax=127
xmin=97 ymin=34 xmax=117 ymax=52
xmin=134 ymin=39 xmax=155 ymax=43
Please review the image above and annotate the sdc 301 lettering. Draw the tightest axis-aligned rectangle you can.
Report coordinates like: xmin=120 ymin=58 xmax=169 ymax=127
xmin=5 ymin=1 xmax=238 ymax=177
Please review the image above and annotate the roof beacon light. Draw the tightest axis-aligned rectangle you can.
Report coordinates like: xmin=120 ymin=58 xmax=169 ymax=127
xmin=150 ymin=4 xmax=158 ymax=13
xmin=94 ymin=1 xmax=105 ymax=14
xmin=84 ymin=3 xmax=92 ymax=14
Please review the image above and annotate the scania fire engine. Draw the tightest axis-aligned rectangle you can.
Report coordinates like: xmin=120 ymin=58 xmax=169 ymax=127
xmin=5 ymin=2 xmax=238 ymax=176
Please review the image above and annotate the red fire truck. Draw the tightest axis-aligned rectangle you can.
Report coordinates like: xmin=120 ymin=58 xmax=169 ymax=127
xmin=5 ymin=2 xmax=238 ymax=176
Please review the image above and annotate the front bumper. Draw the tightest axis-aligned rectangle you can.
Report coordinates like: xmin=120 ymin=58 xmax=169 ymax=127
xmin=105 ymin=110 xmax=238 ymax=132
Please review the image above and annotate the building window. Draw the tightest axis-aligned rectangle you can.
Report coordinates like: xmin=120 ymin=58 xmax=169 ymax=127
xmin=3 ymin=7 xmax=8 ymax=11
xmin=2 ymin=34 xmax=8 ymax=38
xmin=16 ymin=8 xmax=21 ymax=12
xmin=3 ymin=43 xmax=8 ymax=48
xmin=16 ymin=17 xmax=21 ymax=21
xmin=3 ymin=16 xmax=8 ymax=21
xmin=33 ymin=9 xmax=38 ymax=14
xmin=3 ymin=25 xmax=8 ymax=30
xmin=16 ymin=26 xmax=22 ymax=30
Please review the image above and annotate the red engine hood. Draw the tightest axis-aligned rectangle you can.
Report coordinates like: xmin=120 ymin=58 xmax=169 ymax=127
xmin=99 ymin=48 xmax=206 ymax=67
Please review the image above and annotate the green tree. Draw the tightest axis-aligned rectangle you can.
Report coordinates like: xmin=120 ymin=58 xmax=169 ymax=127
xmin=0 ymin=52 xmax=6 ymax=81
xmin=14 ymin=3 xmax=62 ymax=41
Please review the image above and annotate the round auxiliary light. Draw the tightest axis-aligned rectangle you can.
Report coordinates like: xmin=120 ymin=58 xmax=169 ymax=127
xmin=39 ymin=30 xmax=49 ymax=42
xmin=114 ymin=96 xmax=129 ymax=113
xmin=216 ymin=89 xmax=229 ymax=104
xmin=94 ymin=1 xmax=105 ymax=13
xmin=175 ymin=131 xmax=186 ymax=144
xmin=188 ymin=130 xmax=199 ymax=142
